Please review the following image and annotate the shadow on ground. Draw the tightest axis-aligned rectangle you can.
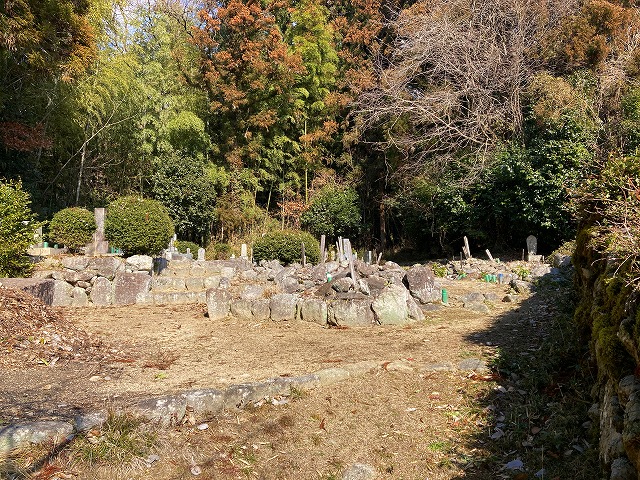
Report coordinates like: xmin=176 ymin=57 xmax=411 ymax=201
xmin=451 ymin=268 xmax=599 ymax=479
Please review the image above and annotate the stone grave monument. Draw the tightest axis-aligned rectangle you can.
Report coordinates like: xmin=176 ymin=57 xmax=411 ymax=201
xmin=85 ymin=208 xmax=109 ymax=256
xmin=526 ymin=235 xmax=542 ymax=262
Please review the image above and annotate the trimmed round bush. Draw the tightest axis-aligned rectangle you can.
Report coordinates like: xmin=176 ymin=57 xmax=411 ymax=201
xmin=0 ymin=179 xmax=38 ymax=277
xmin=253 ymin=230 xmax=320 ymax=264
xmin=174 ymin=240 xmax=201 ymax=255
xmin=105 ymin=196 xmax=175 ymax=256
xmin=49 ymin=207 xmax=96 ymax=252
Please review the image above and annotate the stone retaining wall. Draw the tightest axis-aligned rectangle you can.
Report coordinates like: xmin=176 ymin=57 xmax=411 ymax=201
xmin=31 ymin=256 xmax=253 ymax=307
xmin=573 ymin=230 xmax=640 ymax=479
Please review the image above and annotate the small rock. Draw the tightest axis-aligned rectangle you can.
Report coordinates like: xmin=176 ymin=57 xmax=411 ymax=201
xmin=461 ymin=292 xmax=484 ymax=303
xmin=332 ymin=277 xmax=354 ymax=293
xmin=458 ymin=358 xmax=487 ymax=372
xmin=89 ymin=375 xmax=101 ymax=382
xmin=483 ymin=292 xmax=500 ymax=302
xmin=196 ymin=423 xmax=209 ymax=430
xmin=342 ymin=463 xmax=377 ymax=480
xmin=510 ymin=279 xmax=533 ymax=294
xmin=504 ymin=458 xmax=524 ymax=471
xmin=358 ymin=279 xmax=370 ymax=295
xmin=502 ymin=295 xmax=516 ymax=303
xmin=190 ymin=465 xmax=202 ymax=476
xmin=146 ymin=454 xmax=160 ymax=466
xmin=463 ymin=303 xmax=490 ymax=313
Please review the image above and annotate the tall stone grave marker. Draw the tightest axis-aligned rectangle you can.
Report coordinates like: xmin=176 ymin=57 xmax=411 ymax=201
xmin=86 ymin=208 xmax=109 ymax=256
xmin=526 ymin=235 xmax=542 ymax=262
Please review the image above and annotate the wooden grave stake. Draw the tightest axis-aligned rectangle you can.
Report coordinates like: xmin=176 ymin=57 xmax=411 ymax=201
xmin=485 ymin=249 xmax=494 ymax=263
xmin=301 ymin=242 xmax=306 ymax=267
xmin=344 ymin=238 xmax=357 ymax=284
xmin=319 ymin=235 xmax=326 ymax=264
xmin=463 ymin=236 xmax=472 ymax=259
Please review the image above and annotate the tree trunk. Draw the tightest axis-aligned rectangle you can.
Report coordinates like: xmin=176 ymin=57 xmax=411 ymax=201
xmin=379 ymin=199 xmax=386 ymax=252
xmin=75 ymin=135 xmax=87 ymax=205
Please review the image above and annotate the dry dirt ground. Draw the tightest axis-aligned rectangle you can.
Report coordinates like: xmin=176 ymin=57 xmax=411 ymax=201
xmin=1 ymin=278 xmax=568 ymax=479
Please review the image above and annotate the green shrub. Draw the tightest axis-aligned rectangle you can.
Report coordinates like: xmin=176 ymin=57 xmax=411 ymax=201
xmin=105 ymin=196 xmax=174 ymax=256
xmin=49 ymin=207 xmax=96 ymax=252
xmin=205 ymin=242 xmax=233 ymax=260
xmin=0 ymin=179 xmax=38 ymax=277
xmin=301 ymin=185 xmax=361 ymax=238
xmin=174 ymin=240 xmax=201 ymax=255
xmin=253 ymin=230 xmax=319 ymax=264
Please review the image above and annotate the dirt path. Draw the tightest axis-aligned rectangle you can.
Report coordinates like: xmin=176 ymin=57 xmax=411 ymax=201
xmin=3 ymin=277 xmax=560 ymax=479
xmin=1 ymin=280 xmax=508 ymax=423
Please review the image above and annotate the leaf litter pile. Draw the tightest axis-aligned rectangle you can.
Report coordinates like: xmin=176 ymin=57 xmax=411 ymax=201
xmin=0 ymin=287 xmax=109 ymax=368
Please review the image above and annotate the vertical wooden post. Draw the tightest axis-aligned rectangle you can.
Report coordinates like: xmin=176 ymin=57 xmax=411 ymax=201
xmin=485 ymin=249 xmax=494 ymax=263
xmin=301 ymin=242 xmax=306 ymax=267
xmin=319 ymin=235 xmax=326 ymax=264
xmin=344 ymin=238 xmax=357 ymax=283
xmin=463 ymin=236 xmax=472 ymax=259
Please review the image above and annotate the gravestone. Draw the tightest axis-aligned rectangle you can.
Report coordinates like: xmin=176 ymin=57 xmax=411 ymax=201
xmin=526 ymin=235 xmax=542 ymax=262
xmin=33 ymin=226 xmax=43 ymax=247
xmin=197 ymin=248 xmax=205 ymax=261
xmin=86 ymin=208 xmax=109 ymax=256
xmin=240 ymin=243 xmax=248 ymax=259
xmin=364 ymin=251 xmax=373 ymax=264
xmin=526 ymin=235 xmax=537 ymax=255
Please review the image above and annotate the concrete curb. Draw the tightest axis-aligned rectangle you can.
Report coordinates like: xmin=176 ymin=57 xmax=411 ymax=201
xmin=0 ymin=357 xmax=487 ymax=455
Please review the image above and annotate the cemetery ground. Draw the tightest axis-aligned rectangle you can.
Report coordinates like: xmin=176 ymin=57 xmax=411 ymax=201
xmin=0 ymin=271 xmax=598 ymax=479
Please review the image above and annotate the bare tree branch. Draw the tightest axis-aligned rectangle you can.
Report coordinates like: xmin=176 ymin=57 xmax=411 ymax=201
xmin=355 ymin=0 xmax=580 ymax=180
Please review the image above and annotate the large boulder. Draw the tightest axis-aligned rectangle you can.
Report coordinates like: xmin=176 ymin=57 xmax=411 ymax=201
xmin=269 ymin=294 xmax=298 ymax=321
xmin=372 ymin=284 xmax=420 ymax=325
xmin=239 ymin=284 xmax=266 ymax=300
xmin=355 ymin=260 xmax=378 ymax=277
xmin=153 ymin=277 xmax=187 ymax=291
xmin=404 ymin=265 xmax=439 ymax=303
xmin=52 ymin=280 xmax=73 ymax=306
xmin=126 ymin=255 xmax=154 ymax=272
xmin=113 ymin=272 xmax=151 ymax=305
xmin=377 ymin=269 xmax=405 ymax=285
xmin=299 ymin=298 xmax=328 ymax=325
xmin=327 ymin=298 xmax=375 ymax=326
xmin=71 ymin=286 xmax=88 ymax=306
xmin=87 ymin=257 xmax=124 ymax=280
xmin=251 ymin=299 xmax=271 ymax=321
xmin=62 ymin=269 xmax=94 ymax=284
xmin=332 ymin=277 xmax=354 ymax=293
xmin=90 ymin=277 xmax=113 ymax=305
xmin=206 ymin=289 xmax=231 ymax=320
xmin=61 ymin=256 xmax=89 ymax=271
xmin=230 ymin=299 xmax=254 ymax=320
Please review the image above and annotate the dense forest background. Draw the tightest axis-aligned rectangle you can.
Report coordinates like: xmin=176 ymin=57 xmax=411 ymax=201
xmin=2 ymin=0 xmax=640 ymax=256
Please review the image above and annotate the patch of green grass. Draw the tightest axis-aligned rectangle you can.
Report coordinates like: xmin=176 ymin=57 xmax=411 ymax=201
xmin=427 ymin=440 xmax=451 ymax=452
xmin=68 ymin=412 xmax=157 ymax=466
xmin=289 ymin=385 xmax=307 ymax=400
